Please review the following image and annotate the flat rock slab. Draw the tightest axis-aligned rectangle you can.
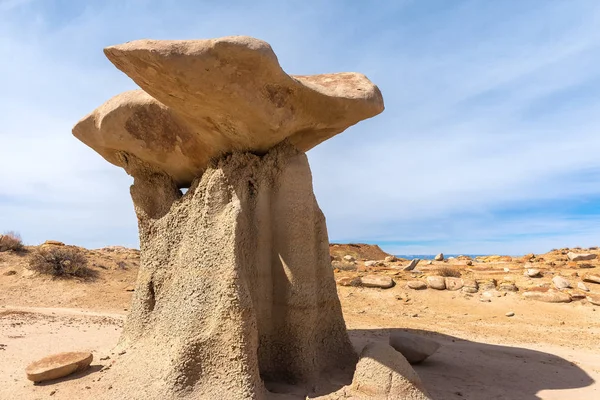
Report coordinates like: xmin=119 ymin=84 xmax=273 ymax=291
xmin=25 ymin=352 xmax=93 ymax=382
xmin=568 ymin=252 xmax=597 ymax=261
xmin=523 ymin=291 xmax=572 ymax=303
xmin=360 ymin=275 xmax=394 ymax=289
xmin=583 ymin=274 xmax=600 ymax=284
xmin=73 ymin=36 xmax=384 ymax=187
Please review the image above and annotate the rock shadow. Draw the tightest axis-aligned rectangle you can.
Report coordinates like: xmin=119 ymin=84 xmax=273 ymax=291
xmin=34 ymin=364 xmax=103 ymax=386
xmin=349 ymin=328 xmax=595 ymax=400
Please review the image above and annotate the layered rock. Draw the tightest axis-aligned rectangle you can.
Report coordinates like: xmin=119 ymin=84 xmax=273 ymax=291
xmin=73 ymin=36 xmax=383 ymax=188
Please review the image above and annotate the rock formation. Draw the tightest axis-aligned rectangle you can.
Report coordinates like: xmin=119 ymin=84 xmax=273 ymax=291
xmin=73 ymin=36 xmax=388 ymax=399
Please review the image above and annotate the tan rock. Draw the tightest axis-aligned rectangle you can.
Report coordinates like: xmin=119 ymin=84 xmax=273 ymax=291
xmin=587 ymin=295 xmax=600 ymax=306
xmin=73 ymin=36 xmax=384 ymax=187
xmin=403 ymin=258 xmax=420 ymax=271
xmin=407 ymin=280 xmax=427 ymax=290
xmin=568 ymin=252 xmax=597 ymax=261
xmin=336 ymin=276 xmax=361 ymax=287
xmin=434 ymin=253 xmax=444 ymax=261
xmin=462 ymin=279 xmax=478 ymax=293
xmin=41 ymin=240 xmax=65 ymax=246
xmin=25 ymin=352 xmax=93 ymax=382
xmin=445 ymin=277 xmax=464 ymax=291
xmin=360 ymin=275 xmax=394 ymax=289
xmin=582 ymin=274 xmax=600 ymax=284
xmin=427 ymin=276 xmax=446 ymax=290
xmin=389 ymin=332 xmax=441 ymax=364
xmin=523 ymin=291 xmax=572 ymax=303
xmin=351 ymin=342 xmax=430 ymax=399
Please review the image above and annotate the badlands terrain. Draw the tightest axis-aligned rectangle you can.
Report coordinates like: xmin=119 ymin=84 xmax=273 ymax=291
xmin=1 ymin=241 xmax=599 ymax=399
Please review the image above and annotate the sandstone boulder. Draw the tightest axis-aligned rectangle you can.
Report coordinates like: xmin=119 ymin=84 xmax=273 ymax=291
xmin=385 ymin=255 xmax=397 ymax=263
xmin=445 ymin=277 xmax=464 ymax=291
xmin=523 ymin=291 xmax=572 ymax=303
xmin=25 ymin=352 xmax=93 ymax=382
xmin=582 ymin=274 xmax=600 ymax=284
xmin=364 ymin=260 xmax=378 ymax=267
xmin=351 ymin=342 xmax=430 ymax=399
xmin=74 ymin=37 xmax=384 ymax=187
xmin=360 ymin=275 xmax=394 ymax=289
xmin=344 ymin=255 xmax=355 ymax=262
xmin=389 ymin=332 xmax=441 ymax=364
xmin=568 ymin=252 xmax=597 ymax=261
xmin=578 ymin=282 xmax=590 ymax=292
xmin=587 ymin=295 xmax=600 ymax=306
xmin=407 ymin=280 xmax=427 ymax=290
xmin=434 ymin=253 xmax=444 ymax=261
xmin=41 ymin=240 xmax=65 ymax=246
xmin=525 ymin=268 xmax=541 ymax=278
xmin=552 ymin=276 xmax=571 ymax=290
xmin=462 ymin=279 xmax=478 ymax=293
xmin=427 ymin=276 xmax=445 ymax=290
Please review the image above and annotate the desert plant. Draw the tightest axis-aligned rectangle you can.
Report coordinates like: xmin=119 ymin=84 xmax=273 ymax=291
xmin=0 ymin=231 xmax=24 ymax=252
xmin=28 ymin=246 xmax=97 ymax=279
xmin=435 ymin=266 xmax=462 ymax=278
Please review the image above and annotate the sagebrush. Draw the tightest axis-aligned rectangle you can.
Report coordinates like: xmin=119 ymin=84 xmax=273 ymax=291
xmin=0 ymin=231 xmax=24 ymax=252
xmin=28 ymin=247 xmax=97 ymax=279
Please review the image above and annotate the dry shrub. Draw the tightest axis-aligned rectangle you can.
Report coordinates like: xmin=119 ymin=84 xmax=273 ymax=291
xmin=28 ymin=247 xmax=97 ymax=279
xmin=435 ymin=266 xmax=462 ymax=278
xmin=0 ymin=231 xmax=24 ymax=252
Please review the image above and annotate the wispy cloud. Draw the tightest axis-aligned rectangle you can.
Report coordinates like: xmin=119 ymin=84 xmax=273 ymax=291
xmin=1 ymin=1 xmax=600 ymax=254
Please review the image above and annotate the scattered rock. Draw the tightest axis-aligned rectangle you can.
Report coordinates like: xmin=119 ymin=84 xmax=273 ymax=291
xmin=505 ymin=312 xmax=515 ymax=317
xmin=466 ymin=260 xmax=473 ymax=266
xmin=360 ymin=275 xmax=394 ymax=289
xmin=426 ymin=260 xmax=433 ymax=265
xmin=403 ymin=258 xmax=420 ymax=271
xmin=385 ymin=255 xmax=397 ymax=263
xmin=587 ymin=295 xmax=600 ymax=306
xmin=445 ymin=277 xmax=464 ymax=291
xmin=582 ymin=274 xmax=600 ymax=284
xmin=480 ymin=298 xmax=491 ymax=302
xmin=26 ymin=352 xmax=93 ymax=382
xmin=523 ymin=291 xmax=571 ymax=303
xmin=498 ymin=282 xmax=518 ymax=292
xmin=524 ymin=268 xmax=541 ymax=278
xmin=552 ymin=276 xmax=571 ymax=290
xmin=389 ymin=331 xmax=441 ymax=364
xmin=462 ymin=279 xmax=478 ymax=293
xmin=578 ymin=282 xmax=590 ymax=292
xmin=568 ymin=252 xmax=596 ymax=261
xmin=407 ymin=280 xmax=427 ymax=290
xmin=351 ymin=342 xmax=431 ymax=399
xmin=482 ymin=290 xmax=505 ymax=298
xmin=426 ymin=276 xmax=446 ymax=290
xmin=336 ymin=276 xmax=361 ymax=287
xmin=434 ymin=253 xmax=444 ymax=261
xmin=124 ymin=286 xmax=135 ymax=292
xmin=579 ymin=263 xmax=594 ymax=269
xmin=364 ymin=260 xmax=377 ymax=267
xmin=343 ymin=255 xmax=355 ymax=262
xmin=2 ymin=270 xmax=17 ymax=276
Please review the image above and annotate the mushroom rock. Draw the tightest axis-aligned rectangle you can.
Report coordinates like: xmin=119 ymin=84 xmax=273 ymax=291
xmin=74 ymin=36 xmax=383 ymax=188
xmin=73 ymin=36 xmax=385 ymax=399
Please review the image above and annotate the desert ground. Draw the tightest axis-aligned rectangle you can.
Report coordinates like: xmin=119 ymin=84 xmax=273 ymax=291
xmin=1 ymin=242 xmax=599 ymax=399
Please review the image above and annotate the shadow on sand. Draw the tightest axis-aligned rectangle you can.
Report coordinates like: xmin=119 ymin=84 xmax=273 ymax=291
xmin=349 ymin=328 xmax=595 ymax=400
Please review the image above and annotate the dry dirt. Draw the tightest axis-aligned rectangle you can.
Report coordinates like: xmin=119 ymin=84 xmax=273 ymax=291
xmin=0 ymin=245 xmax=599 ymax=399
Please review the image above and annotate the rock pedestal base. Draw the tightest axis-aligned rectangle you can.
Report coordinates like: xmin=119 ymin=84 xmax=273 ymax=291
xmin=99 ymin=143 xmax=356 ymax=399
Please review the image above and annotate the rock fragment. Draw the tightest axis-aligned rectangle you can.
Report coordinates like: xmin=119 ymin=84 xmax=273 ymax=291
xmin=26 ymin=352 xmax=93 ymax=382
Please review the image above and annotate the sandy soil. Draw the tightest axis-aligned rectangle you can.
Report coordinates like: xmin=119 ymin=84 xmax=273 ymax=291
xmin=0 ymin=245 xmax=599 ymax=399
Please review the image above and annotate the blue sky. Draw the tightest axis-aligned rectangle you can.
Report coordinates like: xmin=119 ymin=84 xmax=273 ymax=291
xmin=2 ymin=0 xmax=600 ymax=255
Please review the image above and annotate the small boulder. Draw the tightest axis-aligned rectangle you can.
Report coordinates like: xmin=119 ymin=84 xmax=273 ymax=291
xmin=427 ymin=276 xmax=445 ymax=290
xmin=407 ymin=280 xmax=427 ymax=290
xmin=524 ymin=268 xmax=541 ymax=278
xmin=568 ymin=252 xmax=597 ymax=261
xmin=403 ymin=258 xmax=420 ymax=271
xmin=445 ymin=277 xmax=464 ymax=291
xmin=434 ymin=253 xmax=444 ymax=261
xmin=26 ymin=352 xmax=93 ymax=382
xmin=587 ymin=295 xmax=600 ymax=306
xmin=462 ymin=279 xmax=478 ymax=293
xmin=343 ymin=255 xmax=355 ymax=262
xmin=578 ymin=282 xmax=590 ymax=292
xmin=351 ymin=342 xmax=430 ymax=399
xmin=505 ymin=312 xmax=515 ymax=317
xmin=360 ymin=275 xmax=394 ymax=289
xmin=336 ymin=276 xmax=361 ymax=287
xmin=389 ymin=331 xmax=441 ymax=364
xmin=385 ymin=255 xmax=397 ymax=263
xmin=582 ymin=274 xmax=600 ymax=284
xmin=552 ymin=276 xmax=571 ymax=290
xmin=364 ymin=260 xmax=377 ymax=267
xmin=523 ymin=291 xmax=571 ymax=303
xmin=466 ymin=260 xmax=473 ymax=266
xmin=41 ymin=240 xmax=65 ymax=247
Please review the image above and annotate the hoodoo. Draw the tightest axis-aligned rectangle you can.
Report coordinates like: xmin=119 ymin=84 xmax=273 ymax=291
xmin=73 ymin=36 xmax=426 ymax=399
